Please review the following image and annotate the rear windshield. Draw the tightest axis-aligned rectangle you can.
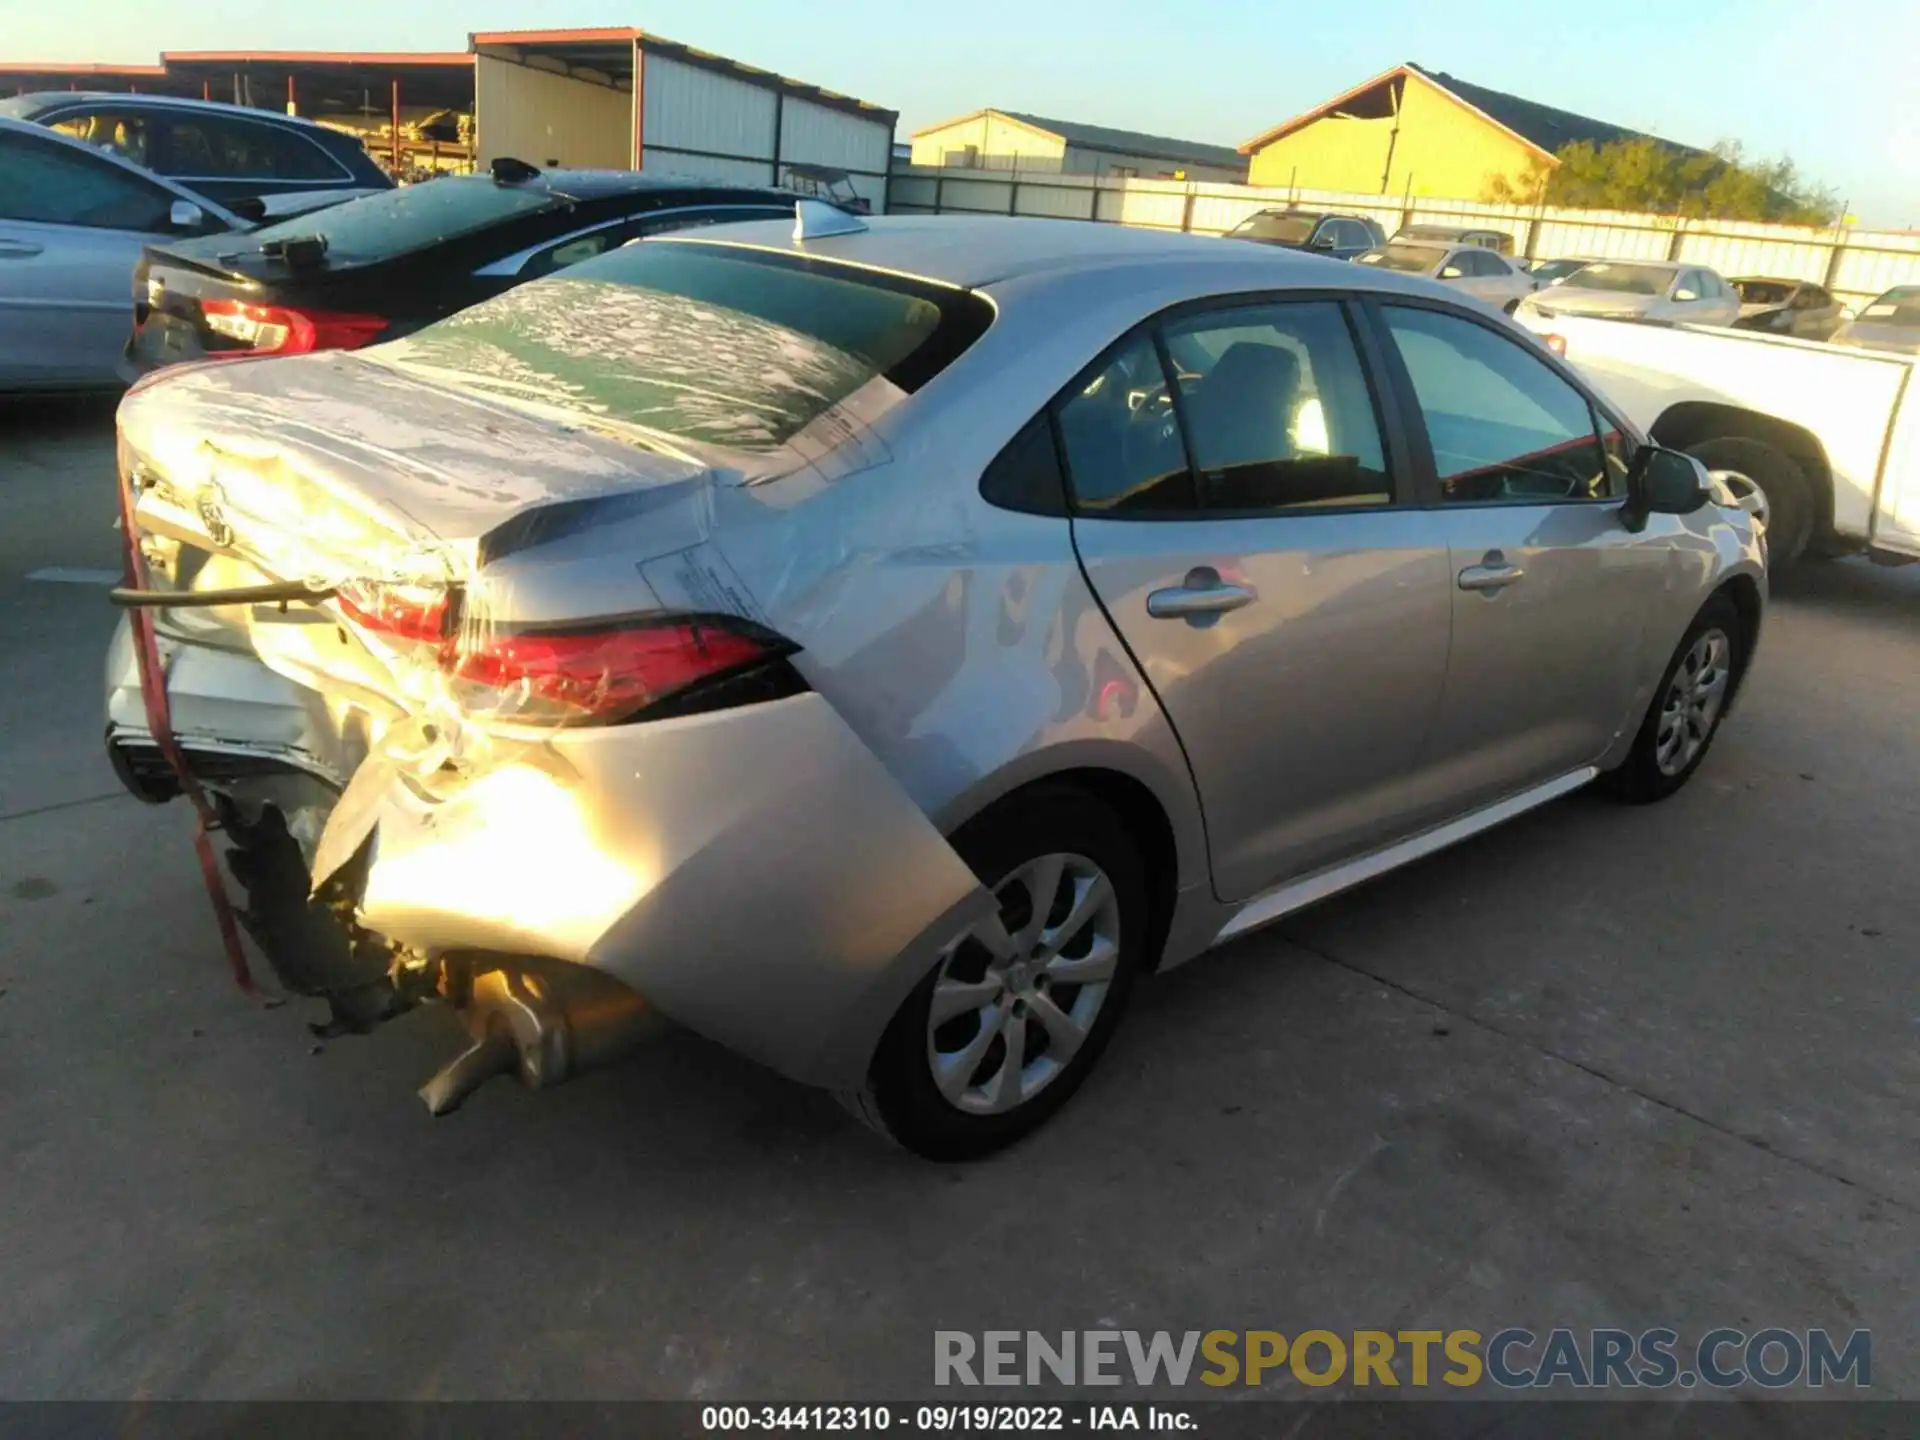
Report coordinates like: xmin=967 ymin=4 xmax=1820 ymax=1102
xmin=1735 ymin=280 xmax=1794 ymax=305
xmin=1859 ymin=287 xmax=1920 ymax=325
xmin=375 ymin=241 xmax=994 ymax=453
xmin=1357 ymin=244 xmax=1443 ymax=274
xmin=1568 ymin=262 xmax=1672 ymax=296
xmin=1231 ymin=212 xmax=1316 ymax=244
xmin=243 ymin=177 xmax=561 ymax=264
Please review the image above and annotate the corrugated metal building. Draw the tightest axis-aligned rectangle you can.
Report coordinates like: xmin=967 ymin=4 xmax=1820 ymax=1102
xmin=470 ymin=28 xmax=897 ymax=211
xmin=909 ymin=108 xmax=1246 ymax=182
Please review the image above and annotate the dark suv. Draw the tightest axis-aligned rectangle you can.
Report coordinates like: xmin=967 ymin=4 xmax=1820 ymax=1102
xmin=0 ymin=93 xmax=391 ymax=212
xmin=1223 ymin=209 xmax=1385 ymax=260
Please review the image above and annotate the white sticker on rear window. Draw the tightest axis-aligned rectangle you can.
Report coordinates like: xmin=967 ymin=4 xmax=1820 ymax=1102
xmin=1864 ymin=303 xmax=1897 ymax=317
xmin=639 ymin=544 xmax=771 ymax=629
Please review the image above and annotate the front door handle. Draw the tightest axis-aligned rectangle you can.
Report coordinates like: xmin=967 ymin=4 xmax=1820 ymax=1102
xmin=1147 ymin=567 xmax=1257 ymax=621
xmin=0 ymin=239 xmax=44 ymax=259
xmin=1458 ymin=563 xmax=1524 ymax=592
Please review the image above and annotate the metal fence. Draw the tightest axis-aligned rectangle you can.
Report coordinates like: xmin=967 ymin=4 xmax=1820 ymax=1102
xmin=887 ymin=165 xmax=1920 ymax=309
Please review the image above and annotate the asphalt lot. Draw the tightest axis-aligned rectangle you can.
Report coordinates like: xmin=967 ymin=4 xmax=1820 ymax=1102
xmin=1 ymin=397 xmax=1916 ymax=1407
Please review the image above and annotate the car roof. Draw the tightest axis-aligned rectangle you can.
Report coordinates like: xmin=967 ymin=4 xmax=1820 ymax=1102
xmin=655 ymin=214 xmax=1449 ymax=294
xmin=0 ymin=90 xmax=344 ymax=135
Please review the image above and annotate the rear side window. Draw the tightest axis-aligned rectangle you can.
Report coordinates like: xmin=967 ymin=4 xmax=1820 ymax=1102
xmin=161 ymin=115 xmax=343 ymax=183
xmin=1165 ymin=302 xmax=1390 ymax=511
xmin=379 ymin=241 xmax=993 ymax=453
xmin=0 ymin=130 xmax=172 ymax=231
xmin=246 ymin=178 xmax=560 ymax=263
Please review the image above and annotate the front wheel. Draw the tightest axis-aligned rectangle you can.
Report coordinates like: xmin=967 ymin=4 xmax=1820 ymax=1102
xmin=847 ymin=788 xmax=1149 ymax=1160
xmin=1683 ymin=436 xmax=1813 ymax=564
xmin=1602 ymin=594 xmax=1745 ymax=804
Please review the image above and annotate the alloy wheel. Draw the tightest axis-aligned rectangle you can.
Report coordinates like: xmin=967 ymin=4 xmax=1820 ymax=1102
xmin=926 ymin=852 xmax=1121 ymax=1115
xmin=1655 ymin=628 xmax=1733 ymax=776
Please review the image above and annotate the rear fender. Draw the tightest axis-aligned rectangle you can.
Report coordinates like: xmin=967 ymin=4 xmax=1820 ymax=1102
xmin=337 ymin=692 xmax=993 ymax=1091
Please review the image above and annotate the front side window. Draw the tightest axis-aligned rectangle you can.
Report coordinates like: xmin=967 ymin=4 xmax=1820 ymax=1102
xmin=50 ymin=110 xmax=153 ymax=168
xmin=1162 ymin=302 xmax=1391 ymax=511
xmin=0 ymin=131 xmax=172 ymax=231
xmin=1384 ymin=305 xmax=1621 ymax=504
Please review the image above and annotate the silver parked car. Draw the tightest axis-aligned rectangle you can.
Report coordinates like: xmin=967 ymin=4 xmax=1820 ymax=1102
xmin=106 ymin=212 xmax=1767 ymax=1158
xmin=1356 ymin=239 xmax=1537 ymax=312
xmin=0 ymin=115 xmax=241 ymax=390
xmin=1515 ymin=259 xmax=1741 ymax=328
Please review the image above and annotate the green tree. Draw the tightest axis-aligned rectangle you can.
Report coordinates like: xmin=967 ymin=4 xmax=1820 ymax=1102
xmin=1485 ymin=138 xmax=1837 ymax=223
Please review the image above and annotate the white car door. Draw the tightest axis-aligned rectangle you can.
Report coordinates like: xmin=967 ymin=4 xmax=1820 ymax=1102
xmin=0 ymin=124 xmax=216 ymax=388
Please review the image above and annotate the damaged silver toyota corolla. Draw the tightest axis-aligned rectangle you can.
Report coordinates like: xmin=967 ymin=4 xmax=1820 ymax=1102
xmin=106 ymin=206 xmax=1767 ymax=1159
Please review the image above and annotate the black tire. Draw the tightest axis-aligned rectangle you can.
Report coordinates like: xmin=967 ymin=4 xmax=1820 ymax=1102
xmin=847 ymin=787 xmax=1150 ymax=1161
xmin=1682 ymin=435 xmax=1813 ymax=564
xmin=1602 ymin=593 xmax=1745 ymax=804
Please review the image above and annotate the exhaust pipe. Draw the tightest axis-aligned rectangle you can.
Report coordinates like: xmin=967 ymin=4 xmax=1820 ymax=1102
xmin=419 ymin=955 xmax=656 ymax=1115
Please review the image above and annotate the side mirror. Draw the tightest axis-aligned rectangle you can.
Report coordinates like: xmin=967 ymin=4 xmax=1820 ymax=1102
xmin=1673 ymin=288 xmax=1698 ymax=303
xmin=1622 ymin=446 xmax=1709 ymax=531
xmin=1310 ymin=233 xmax=1337 ymax=250
xmin=168 ymin=199 xmax=206 ymax=232
xmin=1439 ymin=265 xmax=1464 ymax=280
xmin=1839 ymin=306 xmax=1857 ymax=321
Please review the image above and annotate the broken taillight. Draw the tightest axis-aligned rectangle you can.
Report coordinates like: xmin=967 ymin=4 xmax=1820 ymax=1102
xmin=200 ymin=298 xmax=389 ymax=356
xmin=334 ymin=580 xmax=451 ymax=644
xmin=445 ymin=617 xmax=791 ymax=725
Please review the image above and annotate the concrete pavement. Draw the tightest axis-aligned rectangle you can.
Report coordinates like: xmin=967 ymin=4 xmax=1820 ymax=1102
xmin=1 ymin=401 xmax=1915 ymax=1402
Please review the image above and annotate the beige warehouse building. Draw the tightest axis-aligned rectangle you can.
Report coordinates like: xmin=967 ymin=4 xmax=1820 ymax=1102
xmin=909 ymin=108 xmax=1246 ymax=182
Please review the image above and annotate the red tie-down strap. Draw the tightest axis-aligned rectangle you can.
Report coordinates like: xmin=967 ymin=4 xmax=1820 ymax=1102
xmin=115 ymin=468 xmax=259 ymax=996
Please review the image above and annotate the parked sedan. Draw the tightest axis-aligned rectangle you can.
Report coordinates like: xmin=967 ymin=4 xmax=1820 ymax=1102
xmin=107 ymin=214 xmax=1765 ymax=1159
xmin=0 ymin=115 xmax=243 ymax=391
xmin=0 ymin=92 xmax=391 ymax=213
xmin=1515 ymin=259 xmax=1741 ymax=327
xmin=1356 ymin=239 xmax=1537 ymax=311
xmin=125 ymin=164 xmax=797 ymax=375
xmin=1828 ymin=286 xmax=1920 ymax=354
xmin=1224 ymin=208 xmax=1384 ymax=260
xmin=1730 ymin=277 xmax=1845 ymax=340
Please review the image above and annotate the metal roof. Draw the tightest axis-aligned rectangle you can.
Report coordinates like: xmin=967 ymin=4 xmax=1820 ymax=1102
xmin=468 ymin=28 xmax=895 ymax=124
xmin=912 ymin=108 xmax=1244 ymax=170
xmin=1239 ymin=63 xmax=1698 ymax=161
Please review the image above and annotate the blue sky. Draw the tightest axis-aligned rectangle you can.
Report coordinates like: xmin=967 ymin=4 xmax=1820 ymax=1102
xmin=14 ymin=0 xmax=1920 ymax=225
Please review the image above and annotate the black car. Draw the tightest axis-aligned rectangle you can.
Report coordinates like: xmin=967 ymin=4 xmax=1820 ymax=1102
xmin=1223 ymin=208 xmax=1385 ymax=260
xmin=126 ymin=165 xmax=798 ymax=376
xmin=0 ymin=93 xmax=391 ymax=212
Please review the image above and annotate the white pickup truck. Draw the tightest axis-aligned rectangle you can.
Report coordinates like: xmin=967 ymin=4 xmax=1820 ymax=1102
xmin=1515 ymin=313 xmax=1920 ymax=566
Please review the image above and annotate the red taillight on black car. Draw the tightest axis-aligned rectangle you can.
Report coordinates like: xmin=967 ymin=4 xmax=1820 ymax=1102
xmin=200 ymin=298 xmax=389 ymax=356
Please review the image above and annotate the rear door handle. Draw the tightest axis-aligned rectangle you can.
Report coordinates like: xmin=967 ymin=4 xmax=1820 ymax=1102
xmin=1458 ymin=563 xmax=1524 ymax=592
xmin=1147 ymin=567 xmax=1257 ymax=621
xmin=0 ymin=239 xmax=44 ymax=259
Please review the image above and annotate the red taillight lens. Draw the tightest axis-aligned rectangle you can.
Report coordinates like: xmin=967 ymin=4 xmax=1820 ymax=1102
xmin=334 ymin=581 xmax=451 ymax=644
xmin=200 ymin=298 xmax=389 ymax=356
xmin=447 ymin=618 xmax=784 ymax=724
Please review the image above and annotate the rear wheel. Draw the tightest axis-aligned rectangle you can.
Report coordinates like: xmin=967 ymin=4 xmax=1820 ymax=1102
xmin=1683 ymin=436 xmax=1813 ymax=564
xmin=1603 ymin=594 xmax=1744 ymax=804
xmin=848 ymin=788 xmax=1149 ymax=1160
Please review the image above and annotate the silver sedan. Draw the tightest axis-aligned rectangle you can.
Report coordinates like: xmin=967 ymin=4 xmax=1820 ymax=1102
xmin=0 ymin=115 xmax=240 ymax=390
xmin=106 ymin=211 xmax=1767 ymax=1159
